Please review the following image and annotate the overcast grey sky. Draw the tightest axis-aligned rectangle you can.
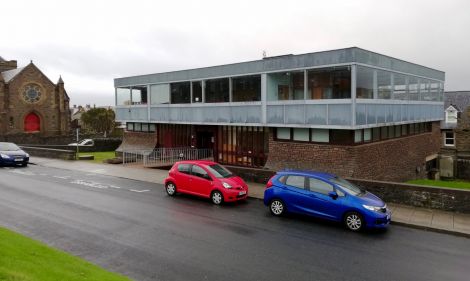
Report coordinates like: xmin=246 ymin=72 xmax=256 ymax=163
xmin=2 ymin=0 xmax=469 ymax=106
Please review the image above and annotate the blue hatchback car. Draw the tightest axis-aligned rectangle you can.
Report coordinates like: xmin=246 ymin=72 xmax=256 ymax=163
xmin=0 ymin=142 xmax=29 ymax=167
xmin=264 ymin=170 xmax=391 ymax=231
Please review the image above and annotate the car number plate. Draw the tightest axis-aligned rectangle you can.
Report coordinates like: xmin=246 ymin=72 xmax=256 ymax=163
xmin=238 ymin=191 xmax=246 ymax=196
xmin=14 ymin=158 xmax=23 ymax=162
xmin=386 ymin=214 xmax=390 ymax=220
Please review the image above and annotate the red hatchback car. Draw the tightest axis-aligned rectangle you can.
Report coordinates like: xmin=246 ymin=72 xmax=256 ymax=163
xmin=164 ymin=160 xmax=248 ymax=205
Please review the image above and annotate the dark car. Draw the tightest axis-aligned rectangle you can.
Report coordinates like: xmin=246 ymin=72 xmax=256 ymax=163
xmin=264 ymin=170 xmax=391 ymax=231
xmin=0 ymin=142 xmax=30 ymax=167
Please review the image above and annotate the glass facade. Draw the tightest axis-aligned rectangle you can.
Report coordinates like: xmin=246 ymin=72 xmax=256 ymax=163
xmin=232 ymin=75 xmax=261 ymax=102
xmin=307 ymin=67 xmax=351 ymax=99
xmin=150 ymin=84 xmax=170 ymax=104
xmin=192 ymin=81 xmax=202 ymax=103
xmin=206 ymin=78 xmax=229 ymax=103
xmin=356 ymin=66 xmax=374 ymax=99
xmin=171 ymin=82 xmax=191 ymax=104
xmin=267 ymin=71 xmax=304 ymax=101
xmin=117 ymin=87 xmax=131 ymax=105
xmin=131 ymin=86 xmax=148 ymax=105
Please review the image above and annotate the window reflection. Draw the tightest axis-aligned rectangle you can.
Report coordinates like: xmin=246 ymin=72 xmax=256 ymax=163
xmin=206 ymin=78 xmax=229 ymax=103
xmin=267 ymin=71 xmax=304 ymax=101
xmin=192 ymin=81 xmax=202 ymax=103
xmin=393 ymin=74 xmax=407 ymax=100
xmin=171 ymin=82 xmax=191 ymax=104
xmin=232 ymin=75 xmax=261 ymax=102
xmin=377 ymin=70 xmax=392 ymax=99
xmin=131 ymin=85 xmax=148 ymax=105
xmin=117 ymin=87 xmax=131 ymax=105
xmin=356 ymin=66 xmax=374 ymax=99
xmin=307 ymin=67 xmax=351 ymax=99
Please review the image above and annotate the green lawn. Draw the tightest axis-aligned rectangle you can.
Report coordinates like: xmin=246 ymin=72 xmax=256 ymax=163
xmin=0 ymin=227 xmax=130 ymax=281
xmin=407 ymin=179 xmax=470 ymax=190
xmin=78 ymin=151 xmax=115 ymax=163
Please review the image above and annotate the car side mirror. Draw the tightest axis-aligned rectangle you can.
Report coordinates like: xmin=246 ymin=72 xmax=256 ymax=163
xmin=328 ymin=191 xmax=338 ymax=199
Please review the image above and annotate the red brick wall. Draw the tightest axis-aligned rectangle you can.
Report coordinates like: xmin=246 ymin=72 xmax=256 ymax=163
xmin=265 ymin=122 xmax=442 ymax=181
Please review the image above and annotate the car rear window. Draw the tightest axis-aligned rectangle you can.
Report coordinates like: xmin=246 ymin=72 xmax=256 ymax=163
xmin=177 ymin=163 xmax=191 ymax=174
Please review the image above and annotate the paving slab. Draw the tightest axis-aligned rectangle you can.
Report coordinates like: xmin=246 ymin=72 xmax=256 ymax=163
xmin=431 ymin=211 xmax=454 ymax=230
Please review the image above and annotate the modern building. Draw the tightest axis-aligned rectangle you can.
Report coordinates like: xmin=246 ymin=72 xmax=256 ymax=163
xmin=114 ymin=47 xmax=445 ymax=181
xmin=440 ymin=91 xmax=470 ymax=179
xmin=0 ymin=56 xmax=71 ymax=139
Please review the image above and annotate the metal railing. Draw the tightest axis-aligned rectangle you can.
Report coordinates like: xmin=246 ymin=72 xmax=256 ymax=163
xmin=122 ymin=147 xmax=213 ymax=167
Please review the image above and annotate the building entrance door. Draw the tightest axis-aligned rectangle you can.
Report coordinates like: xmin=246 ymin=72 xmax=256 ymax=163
xmin=196 ymin=131 xmax=214 ymax=150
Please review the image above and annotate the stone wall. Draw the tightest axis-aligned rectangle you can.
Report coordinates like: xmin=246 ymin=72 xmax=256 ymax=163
xmin=350 ymin=178 xmax=470 ymax=213
xmin=265 ymin=122 xmax=441 ymax=182
xmin=20 ymin=146 xmax=76 ymax=160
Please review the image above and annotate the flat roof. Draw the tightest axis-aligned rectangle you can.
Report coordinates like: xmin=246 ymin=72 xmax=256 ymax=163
xmin=115 ymin=47 xmax=445 ymax=87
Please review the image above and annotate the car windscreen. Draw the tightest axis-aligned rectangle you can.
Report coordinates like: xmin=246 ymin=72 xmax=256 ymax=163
xmin=330 ymin=177 xmax=364 ymax=196
xmin=205 ymin=164 xmax=233 ymax=178
xmin=0 ymin=143 xmax=20 ymax=151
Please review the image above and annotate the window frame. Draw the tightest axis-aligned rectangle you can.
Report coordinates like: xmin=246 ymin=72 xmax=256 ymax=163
xmin=307 ymin=177 xmax=335 ymax=196
xmin=444 ymin=131 xmax=455 ymax=147
xmin=285 ymin=175 xmax=307 ymax=190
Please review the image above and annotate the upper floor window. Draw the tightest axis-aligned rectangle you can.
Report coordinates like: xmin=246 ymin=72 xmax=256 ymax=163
xmin=232 ymin=75 xmax=261 ymax=102
xmin=116 ymin=87 xmax=131 ymax=105
xmin=205 ymin=78 xmax=229 ymax=103
xmin=356 ymin=66 xmax=374 ymax=99
xmin=444 ymin=131 xmax=455 ymax=147
xmin=131 ymin=86 xmax=148 ymax=105
xmin=307 ymin=67 xmax=351 ymax=99
xmin=150 ymin=84 xmax=170 ymax=105
xmin=171 ymin=82 xmax=191 ymax=104
xmin=267 ymin=71 xmax=304 ymax=101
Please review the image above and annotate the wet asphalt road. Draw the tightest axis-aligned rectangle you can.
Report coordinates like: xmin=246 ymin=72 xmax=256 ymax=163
xmin=0 ymin=165 xmax=469 ymax=281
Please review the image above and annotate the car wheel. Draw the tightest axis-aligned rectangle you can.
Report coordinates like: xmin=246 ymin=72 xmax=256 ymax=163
xmin=344 ymin=212 xmax=364 ymax=231
xmin=270 ymin=199 xmax=285 ymax=216
xmin=211 ymin=190 xmax=224 ymax=205
xmin=165 ymin=182 xmax=176 ymax=196
xmin=21 ymin=163 xmax=28 ymax=167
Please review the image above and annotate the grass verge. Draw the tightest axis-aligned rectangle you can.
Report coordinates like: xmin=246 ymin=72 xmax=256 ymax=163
xmin=407 ymin=179 xmax=470 ymax=190
xmin=0 ymin=227 xmax=130 ymax=281
xmin=78 ymin=151 xmax=115 ymax=163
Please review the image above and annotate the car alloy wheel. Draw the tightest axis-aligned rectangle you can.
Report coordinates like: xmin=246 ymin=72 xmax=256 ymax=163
xmin=166 ymin=182 xmax=176 ymax=196
xmin=345 ymin=212 xmax=363 ymax=231
xmin=211 ymin=191 xmax=223 ymax=205
xmin=270 ymin=199 xmax=285 ymax=216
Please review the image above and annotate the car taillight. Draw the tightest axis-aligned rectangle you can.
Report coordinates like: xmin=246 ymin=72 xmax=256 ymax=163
xmin=266 ymin=177 xmax=274 ymax=189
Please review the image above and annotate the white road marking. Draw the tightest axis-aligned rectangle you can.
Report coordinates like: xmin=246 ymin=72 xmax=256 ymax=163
xmin=91 ymin=169 xmax=106 ymax=173
xmin=109 ymin=185 xmax=122 ymax=189
xmin=39 ymin=173 xmax=48 ymax=176
xmin=53 ymin=175 xmax=70 ymax=179
xmin=9 ymin=170 xmax=36 ymax=176
xmin=130 ymin=189 xmax=150 ymax=193
xmin=70 ymin=180 xmax=109 ymax=189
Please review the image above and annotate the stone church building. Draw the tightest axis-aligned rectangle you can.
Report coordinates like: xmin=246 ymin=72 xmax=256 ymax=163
xmin=0 ymin=56 xmax=71 ymax=137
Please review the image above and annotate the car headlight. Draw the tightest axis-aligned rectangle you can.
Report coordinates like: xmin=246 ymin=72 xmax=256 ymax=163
xmin=25 ymin=153 xmax=30 ymax=158
xmin=362 ymin=205 xmax=383 ymax=212
xmin=222 ymin=182 xmax=232 ymax=189
xmin=1 ymin=154 xmax=10 ymax=159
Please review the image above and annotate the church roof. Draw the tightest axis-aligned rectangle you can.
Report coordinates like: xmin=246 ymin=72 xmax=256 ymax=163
xmin=1 ymin=67 xmax=25 ymax=83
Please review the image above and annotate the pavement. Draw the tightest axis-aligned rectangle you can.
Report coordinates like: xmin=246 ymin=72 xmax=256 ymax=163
xmin=29 ymin=157 xmax=470 ymax=237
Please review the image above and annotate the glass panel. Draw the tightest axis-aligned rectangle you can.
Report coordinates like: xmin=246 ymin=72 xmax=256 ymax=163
xmin=430 ymin=81 xmax=440 ymax=101
xmin=394 ymin=125 xmax=401 ymax=137
xmin=150 ymin=84 xmax=170 ymax=104
xmin=420 ymin=79 xmax=431 ymax=101
xmin=311 ymin=129 xmax=329 ymax=143
xmin=408 ymin=77 xmax=419 ymax=101
xmin=381 ymin=127 xmax=388 ymax=139
xmin=354 ymin=130 xmax=362 ymax=143
xmin=393 ymin=73 xmax=407 ymax=100
xmin=267 ymin=71 xmax=304 ymax=101
xmin=276 ymin=128 xmax=291 ymax=140
xmin=126 ymin=122 xmax=133 ymax=131
xmin=192 ymin=81 xmax=202 ymax=103
xmin=388 ymin=126 xmax=394 ymax=138
xmin=149 ymin=124 xmax=156 ymax=132
xmin=134 ymin=123 xmax=142 ymax=131
xmin=293 ymin=128 xmax=309 ymax=141
xmin=170 ymin=82 xmax=191 ymax=104
xmin=307 ymin=67 xmax=351 ymax=99
xmin=286 ymin=176 xmax=305 ymax=189
xmin=401 ymin=124 xmax=408 ymax=136
xmin=232 ymin=75 xmax=261 ymax=102
xmin=330 ymin=130 xmax=351 ymax=145
xmin=141 ymin=123 xmax=149 ymax=132
xmin=206 ymin=78 xmax=229 ymax=103
xmin=131 ymin=85 xmax=148 ymax=105
xmin=364 ymin=128 xmax=371 ymax=142
xmin=308 ymin=178 xmax=334 ymax=195
xmin=117 ymin=87 xmax=131 ymax=105
xmin=356 ymin=66 xmax=374 ymax=99
xmin=372 ymin=127 xmax=380 ymax=141
xmin=377 ymin=70 xmax=392 ymax=99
